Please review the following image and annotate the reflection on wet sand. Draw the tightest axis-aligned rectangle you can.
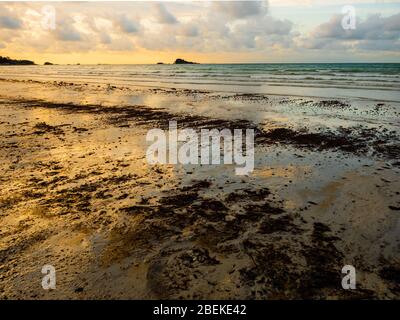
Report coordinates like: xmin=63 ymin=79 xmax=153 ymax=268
xmin=0 ymin=79 xmax=399 ymax=299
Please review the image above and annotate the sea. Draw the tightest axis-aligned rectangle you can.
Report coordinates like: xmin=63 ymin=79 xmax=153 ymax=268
xmin=1 ymin=63 xmax=399 ymax=102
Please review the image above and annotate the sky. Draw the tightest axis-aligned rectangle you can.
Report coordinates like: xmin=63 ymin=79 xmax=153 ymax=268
xmin=0 ymin=1 xmax=399 ymax=64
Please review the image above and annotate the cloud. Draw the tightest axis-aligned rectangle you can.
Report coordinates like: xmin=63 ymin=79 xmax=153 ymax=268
xmin=213 ymin=1 xmax=268 ymax=19
xmin=303 ymin=13 xmax=400 ymax=51
xmin=55 ymin=24 xmax=82 ymax=41
xmin=246 ymin=15 xmax=292 ymax=36
xmin=0 ymin=1 xmax=398 ymax=62
xmin=116 ymin=15 xmax=139 ymax=33
xmin=99 ymin=32 xmax=112 ymax=44
xmin=179 ymin=23 xmax=199 ymax=37
xmin=313 ymin=13 xmax=400 ymax=40
xmin=106 ymin=37 xmax=134 ymax=51
xmin=269 ymin=0 xmax=400 ymax=6
xmin=154 ymin=3 xmax=177 ymax=24
xmin=0 ymin=15 xmax=22 ymax=29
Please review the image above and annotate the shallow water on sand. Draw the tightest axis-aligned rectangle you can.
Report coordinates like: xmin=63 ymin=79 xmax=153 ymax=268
xmin=1 ymin=63 xmax=400 ymax=102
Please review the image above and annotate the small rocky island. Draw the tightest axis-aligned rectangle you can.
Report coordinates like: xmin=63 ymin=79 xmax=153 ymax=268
xmin=44 ymin=62 xmax=54 ymax=65
xmin=174 ymin=58 xmax=198 ymax=64
xmin=0 ymin=56 xmax=35 ymax=65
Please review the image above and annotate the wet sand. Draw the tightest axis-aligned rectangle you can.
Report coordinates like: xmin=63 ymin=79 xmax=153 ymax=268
xmin=0 ymin=78 xmax=399 ymax=299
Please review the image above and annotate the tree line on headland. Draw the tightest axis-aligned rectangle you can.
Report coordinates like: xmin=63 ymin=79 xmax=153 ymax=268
xmin=0 ymin=56 xmax=35 ymax=65
xmin=0 ymin=56 xmax=198 ymax=65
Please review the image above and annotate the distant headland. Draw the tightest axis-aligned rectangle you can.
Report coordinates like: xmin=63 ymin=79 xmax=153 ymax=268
xmin=156 ymin=59 xmax=199 ymax=65
xmin=0 ymin=56 xmax=35 ymax=65
xmin=173 ymin=58 xmax=198 ymax=64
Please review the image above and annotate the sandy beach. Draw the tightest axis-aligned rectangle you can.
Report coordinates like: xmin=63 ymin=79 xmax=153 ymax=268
xmin=0 ymin=76 xmax=398 ymax=299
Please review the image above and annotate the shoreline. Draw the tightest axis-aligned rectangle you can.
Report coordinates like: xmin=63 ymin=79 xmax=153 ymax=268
xmin=1 ymin=62 xmax=399 ymax=103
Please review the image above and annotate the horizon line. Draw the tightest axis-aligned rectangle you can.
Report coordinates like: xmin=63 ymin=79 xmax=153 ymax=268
xmin=4 ymin=62 xmax=400 ymax=65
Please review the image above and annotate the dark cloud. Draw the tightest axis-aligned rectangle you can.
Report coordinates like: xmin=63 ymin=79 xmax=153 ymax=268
xmin=179 ymin=24 xmax=199 ymax=37
xmin=213 ymin=1 xmax=267 ymax=19
xmin=117 ymin=15 xmax=139 ymax=33
xmin=55 ymin=22 xmax=82 ymax=42
xmin=357 ymin=39 xmax=400 ymax=51
xmin=99 ymin=32 xmax=112 ymax=44
xmin=228 ymin=15 xmax=294 ymax=50
xmin=0 ymin=16 xmax=22 ymax=29
xmin=154 ymin=3 xmax=177 ymax=24
xmin=314 ymin=13 xmax=400 ymax=40
xmin=305 ymin=13 xmax=400 ymax=51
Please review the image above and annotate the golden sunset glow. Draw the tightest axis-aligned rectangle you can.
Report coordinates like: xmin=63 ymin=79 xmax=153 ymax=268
xmin=1 ymin=1 xmax=399 ymax=64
